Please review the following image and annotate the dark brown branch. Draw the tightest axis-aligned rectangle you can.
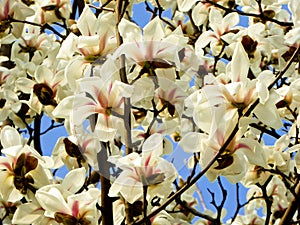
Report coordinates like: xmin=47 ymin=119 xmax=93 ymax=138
xmin=98 ymin=142 xmax=114 ymax=225
xmin=143 ymin=185 xmax=150 ymax=225
xmin=216 ymin=177 xmax=227 ymax=223
xmin=77 ymin=0 xmax=85 ymax=16
xmin=115 ymin=1 xmax=134 ymax=224
xmin=10 ymin=18 xmax=65 ymax=39
xmin=33 ymin=113 xmax=42 ymax=155
xmin=249 ymin=123 xmax=281 ymax=139
xmin=232 ymin=184 xmax=265 ymax=223
xmin=176 ymin=196 xmax=217 ymax=224
xmin=256 ymin=176 xmax=273 ymax=225
xmin=69 ymin=0 xmax=77 ymax=20
xmin=286 ymin=104 xmax=299 ymax=145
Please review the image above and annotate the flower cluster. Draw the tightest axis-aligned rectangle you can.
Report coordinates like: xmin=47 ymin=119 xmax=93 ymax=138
xmin=0 ymin=0 xmax=300 ymax=224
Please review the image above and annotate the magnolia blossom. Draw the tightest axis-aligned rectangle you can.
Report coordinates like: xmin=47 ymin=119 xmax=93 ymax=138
xmin=35 ymin=187 xmax=100 ymax=224
xmin=12 ymin=194 xmax=58 ymax=225
xmin=11 ymin=25 xmax=59 ymax=65
xmin=180 ymin=113 xmax=267 ymax=183
xmin=195 ymin=8 xmax=239 ymax=55
xmin=72 ymin=76 xmax=133 ymax=141
xmin=57 ymin=6 xmax=117 ymax=90
xmin=12 ymin=168 xmax=100 ymax=224
xmin=52 ymin=132 xmax=101 ymax=171
xmin=114 ymin=16 xmax=188 ymax=76
xmin=108 ymin=145 xmax=177 ymax=204
xmin=155 ymin=77 xmax=187 ymax=118
xmin=16 ymin=65 xmax=65 ymax=115
xmin=0 ymin=126 xmax=52 ymax=202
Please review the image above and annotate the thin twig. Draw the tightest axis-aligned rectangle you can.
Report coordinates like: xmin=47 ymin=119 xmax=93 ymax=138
xmin=216 ymin=177 xmax=227 ymax=223
xmin=10 ymin=18 xmax=65 ymax=39
xmin=256 ymin=176 xmax=273 ymax=225
xmin=176 ymin=197 xmax=217 ymax=224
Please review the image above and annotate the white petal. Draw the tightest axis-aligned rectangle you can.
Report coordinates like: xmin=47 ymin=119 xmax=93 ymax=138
xmin=142 ymin=133 xmax=163 ymax=156
xmin=12 ymin=203 xmax=44 ymax=224
xmin=256 ymin=70 xmax=274 ymax=104
xmin=77 ymin=5 xmax=97 ymax=35
xmin=35 ymin=66 xmax=53 ymax=83
xmin=1 ymin=126 xmax=22 ymax=147
xmin=254 ymin=91 xmax=282 ymax=129
xmin=179 ymin=132 xmax=207 ymax=153
xmin=239 ymin=138 xmax=267 ymax=168
xmin=114 ymin=80 xmax=134 ymax=98
xmin=209 ymin=8 xmax=223 ymax=26
xmin=57 ymin=33 xmax=78 ymax=60
xmin=72 ymin=95 xmax=98 ymax=126
xmin=61 ymin=167 xmax=86 ymax=194
xmin=77 ymin=35 xmax=100 ymax=49
xmin=195 ymin=31 xmax=216 ymax=49
xmin=223 ymin=12 xmax=239 ymax=29
xmin=192 ymin=3 xmax=208 ymax=26
xmin=15 ymin=78 xmax=35 ymax=93
xmin=118 ymin=18 xmax=142 ymax=43
xmin=144 ymin=17 xmax=165 ymax=41
xmin=52 ymin=96 xmax=74 ymax=119
xmin=36 ymin=187 xmax=71 ymax=215
xmin=230 ymin=42 xmax=250 ymax=82
xmin=177 ymin=0 xmax=196 ymax=12
xmin=131 ymin=77 xmax=155 ymax=105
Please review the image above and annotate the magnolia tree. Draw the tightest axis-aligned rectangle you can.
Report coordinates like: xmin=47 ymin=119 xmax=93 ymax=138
xmin=1 ymin=0 xmax=300 ymax=224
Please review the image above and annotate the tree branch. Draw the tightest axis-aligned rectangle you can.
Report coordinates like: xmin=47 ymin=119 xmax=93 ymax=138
xmin=98 ymin=142 xmax=114 ymax=225
xmin=115 ymin=1 xmax=134 ymax=224
xmin=33 ymin=113 xmax=42 ymax=155
xmin=256 ymin=176 xmax=273 ymax=225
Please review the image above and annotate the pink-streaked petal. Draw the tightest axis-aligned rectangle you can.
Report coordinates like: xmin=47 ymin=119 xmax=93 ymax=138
xmin=71 ymin=200 xmax=80 ymax=218
xmin=73 ymin=95 xmax=98 ymax=126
